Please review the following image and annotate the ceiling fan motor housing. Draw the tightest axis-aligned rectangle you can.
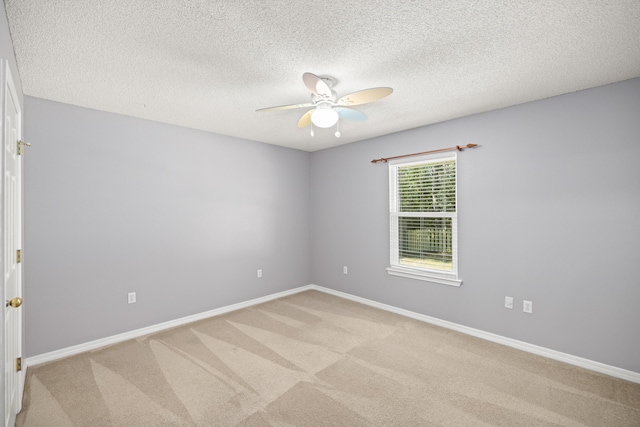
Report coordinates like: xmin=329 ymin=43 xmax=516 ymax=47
xmin=311 ymin=91 xmax=337 ymax=104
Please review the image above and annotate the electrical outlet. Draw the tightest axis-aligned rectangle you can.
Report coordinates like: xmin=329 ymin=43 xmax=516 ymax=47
xmin=343 ymin=266 xmax=348 ymax=275
xmin=523 ymin=300 xmax=533 ymax=314
xmin=128 ymin=292 xmax=136 ymax=304
xmin=504 ymin=296 xmax=513 ymax=309
xmin=257 ymin=269 xmax=262 ymax=278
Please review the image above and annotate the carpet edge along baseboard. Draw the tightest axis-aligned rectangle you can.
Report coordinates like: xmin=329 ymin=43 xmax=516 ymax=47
xmin=25 ymin=284 xmax=640 ymax=384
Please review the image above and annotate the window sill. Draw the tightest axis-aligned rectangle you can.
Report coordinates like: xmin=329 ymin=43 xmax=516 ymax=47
xmin=386 ymin=266 xmax=462 ymax=287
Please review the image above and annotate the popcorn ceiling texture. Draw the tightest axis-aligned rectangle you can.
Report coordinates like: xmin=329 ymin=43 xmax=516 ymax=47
xmin=4 ymin=0 xmax=640 ymax=151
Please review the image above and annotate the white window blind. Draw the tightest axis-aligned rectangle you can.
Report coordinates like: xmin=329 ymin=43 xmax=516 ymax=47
xmin=388 ymin=154 xmax=461 ymax=286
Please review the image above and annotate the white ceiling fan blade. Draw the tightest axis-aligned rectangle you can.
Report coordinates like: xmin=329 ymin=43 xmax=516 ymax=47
xmin=335 ymin=107 xmax=367 ymax=121
xmin=256 ymin=102 xmax=314 ymax=112
xmin=337 ymin=87 xmax=393 ymax=106
xmin=303 ymin=72 xmax=332 ymax=97
xmin=297 ymin=109 xmax=314 ymax=128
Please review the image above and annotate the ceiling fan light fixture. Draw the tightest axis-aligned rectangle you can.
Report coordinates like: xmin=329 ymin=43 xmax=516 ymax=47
xmin=257 ymin=73 xmax=393 ymax=138
xmin=311 ymin=106 xmax=339 ymax=128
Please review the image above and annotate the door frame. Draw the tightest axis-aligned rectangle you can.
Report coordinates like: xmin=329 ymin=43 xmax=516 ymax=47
xmin=0 ymin=58 xmax=25 ymax=427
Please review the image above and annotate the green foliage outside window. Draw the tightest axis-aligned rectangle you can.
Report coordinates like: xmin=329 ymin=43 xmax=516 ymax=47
xmin=397 ymin=160 xmax=455 ymax=271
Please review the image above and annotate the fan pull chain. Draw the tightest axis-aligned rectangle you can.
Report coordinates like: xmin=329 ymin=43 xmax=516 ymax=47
xmin=335 ymin=121 xmax=341 ymax=138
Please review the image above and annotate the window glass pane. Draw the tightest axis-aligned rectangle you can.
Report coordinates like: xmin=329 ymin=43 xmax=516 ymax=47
xmin=398 ymin=216 xmax=452 ymax=271
xmin=397 ymin=160 xmax=456 ymax=213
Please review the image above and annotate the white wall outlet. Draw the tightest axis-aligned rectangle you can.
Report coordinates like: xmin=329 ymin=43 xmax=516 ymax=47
xmin=343 ymin=266 xmax=348 ymax=275
xmin=257 ymin=269 xmax=262 ymax=278
xmin=504 ymin=296 xmax=513 ymax=309
xmin=128 ymin=292 xmax=136 ymax=304
xmin=523 ymin=300 xmax=533 ymax=313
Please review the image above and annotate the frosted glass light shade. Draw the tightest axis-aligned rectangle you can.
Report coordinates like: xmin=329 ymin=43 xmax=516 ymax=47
xmin=311 ymin=108 xmax=339 ymax=128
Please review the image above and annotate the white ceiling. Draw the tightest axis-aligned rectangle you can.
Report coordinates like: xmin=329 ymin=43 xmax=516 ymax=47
xmin=5 ymin=1 xmax=640 ymax=152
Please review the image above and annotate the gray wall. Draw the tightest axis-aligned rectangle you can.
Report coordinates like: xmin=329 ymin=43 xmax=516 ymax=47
xmin=24 ymin=97 xmax=311 ymax=356
xmin=21 ymin=73 xmax=640 ymax=375
xmin=310 ymin=78 xmax=640 ymax=373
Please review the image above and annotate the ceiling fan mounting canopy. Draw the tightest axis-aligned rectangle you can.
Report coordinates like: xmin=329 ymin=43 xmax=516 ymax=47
xmin=257 ymin=72 xmax=393 ymax=133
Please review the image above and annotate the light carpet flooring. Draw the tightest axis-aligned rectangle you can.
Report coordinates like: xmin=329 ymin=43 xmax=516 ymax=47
xmin=17 ymin=290 xmax=640 ymax=426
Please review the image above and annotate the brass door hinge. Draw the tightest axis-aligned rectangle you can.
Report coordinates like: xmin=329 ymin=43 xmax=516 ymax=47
xmin=17 ymin=140 xmax=31 ymax=156
xmin=16 ymin=357 xmax=21 ymax=372
xmin=16 ymin=249 xmax=21 ymax=264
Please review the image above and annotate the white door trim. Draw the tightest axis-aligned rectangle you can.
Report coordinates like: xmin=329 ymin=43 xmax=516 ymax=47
xmin=1 ymin=59 xmax=24 ymax=427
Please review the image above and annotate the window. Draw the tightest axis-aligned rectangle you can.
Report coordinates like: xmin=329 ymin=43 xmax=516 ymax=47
xmin=387 ymin=153 xmax=461 ymax=286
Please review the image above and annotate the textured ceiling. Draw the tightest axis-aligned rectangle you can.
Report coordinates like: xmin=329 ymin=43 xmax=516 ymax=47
xmin=5 ymin=1 xmax=640 ymax=152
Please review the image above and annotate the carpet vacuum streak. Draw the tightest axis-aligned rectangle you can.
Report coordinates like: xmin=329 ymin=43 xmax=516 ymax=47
xmin=17 ymin=290 xmax=640 ymax=426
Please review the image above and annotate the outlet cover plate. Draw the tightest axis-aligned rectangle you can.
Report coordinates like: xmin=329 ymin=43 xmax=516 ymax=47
xmin=505 ymin=296 xmax=513 ymax=309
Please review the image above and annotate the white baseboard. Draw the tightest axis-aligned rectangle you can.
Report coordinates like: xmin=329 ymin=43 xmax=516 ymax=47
xmin=308 ymin=285 xmax=640 ymax=384
xmin=26 ymin=285 xmax=314 ymax=367
xmin=26 ymin=283 xmax=640 ymax=385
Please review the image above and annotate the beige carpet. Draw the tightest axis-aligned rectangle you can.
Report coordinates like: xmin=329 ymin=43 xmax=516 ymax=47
xmin=17 ymin=290 xmax=640 ymax=426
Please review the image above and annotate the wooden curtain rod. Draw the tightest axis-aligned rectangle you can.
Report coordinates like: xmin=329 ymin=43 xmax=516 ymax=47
xmin=370 ymin=144 xmax=478 ymax=164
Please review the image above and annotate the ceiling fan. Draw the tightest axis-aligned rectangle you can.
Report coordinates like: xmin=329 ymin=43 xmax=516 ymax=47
xmin=256 ymin=73 xmax=393 ymax=137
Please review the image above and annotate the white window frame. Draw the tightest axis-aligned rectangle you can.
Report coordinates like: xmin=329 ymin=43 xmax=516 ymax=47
xmin=387 ymin=152 xmax=462 ymax=287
